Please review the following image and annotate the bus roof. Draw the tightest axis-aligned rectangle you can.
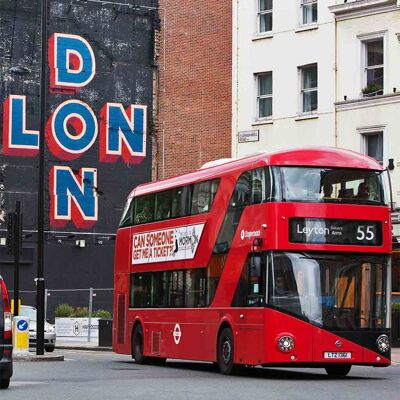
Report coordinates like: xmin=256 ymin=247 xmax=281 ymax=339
xmin=129 ymin=147 xmax=384 ymax=198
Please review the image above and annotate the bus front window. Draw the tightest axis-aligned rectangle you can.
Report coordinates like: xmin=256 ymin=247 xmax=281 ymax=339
xmin=268 ymin=252 xmax=389 ymax=330
xmin=276 ymin=167 xmax=386 ymax=205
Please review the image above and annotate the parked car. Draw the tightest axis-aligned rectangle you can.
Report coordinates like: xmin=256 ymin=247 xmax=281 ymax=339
xmin=19 ymin=305 xmax=56 ymax=352
xmin=0 ymin=275 xmax=12 ymax=389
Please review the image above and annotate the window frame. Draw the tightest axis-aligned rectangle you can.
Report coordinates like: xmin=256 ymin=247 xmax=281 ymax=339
xmin=300 ymin=0 xmax=318 ymax=27
xmin=299 ymin=63 xmax=318 ymax=115
xmin=257 ymin=0 xmax=273 ymax=34
xmin=129 ymin=267 xmax=209 ymax=309
xmin=256 ymin=72 xmax=273 ymax=120
xmin=130 ymin=178 xmax=220 ymax=226
xmin=358 ymin=125 xmax=385 ymax=165
xmin=358 ymin=31 xmax=386 ymax=97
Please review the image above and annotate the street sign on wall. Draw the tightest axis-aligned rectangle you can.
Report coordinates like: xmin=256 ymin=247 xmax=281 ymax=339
xmin=238 ymin=130 xmax=259 ymax=143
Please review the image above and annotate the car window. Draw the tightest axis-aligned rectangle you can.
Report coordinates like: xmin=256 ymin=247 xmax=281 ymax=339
xmin=20 ymin=306 xmax=37 ymax=321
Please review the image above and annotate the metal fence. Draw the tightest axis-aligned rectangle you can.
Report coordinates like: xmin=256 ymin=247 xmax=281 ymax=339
xmin=17 ymin=288 xmax=113 ymax=321
xmin=15 ymin=288 xmax=113 ymax=342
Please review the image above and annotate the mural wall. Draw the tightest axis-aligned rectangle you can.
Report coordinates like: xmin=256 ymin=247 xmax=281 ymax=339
xmin=0 ymin=0 xmax=158 ymax=312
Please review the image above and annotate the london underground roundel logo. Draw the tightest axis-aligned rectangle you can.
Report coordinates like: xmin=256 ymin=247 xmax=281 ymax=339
xmin=173 ymin=323 xmax=181 ymax=344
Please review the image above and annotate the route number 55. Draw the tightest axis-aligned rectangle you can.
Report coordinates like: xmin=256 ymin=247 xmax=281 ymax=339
xmin=356 ymin=226 xmax=374 ymax=241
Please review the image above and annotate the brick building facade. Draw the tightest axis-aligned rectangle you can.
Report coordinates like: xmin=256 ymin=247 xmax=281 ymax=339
xmin=153 ymin=0 xmax=232 ymax=179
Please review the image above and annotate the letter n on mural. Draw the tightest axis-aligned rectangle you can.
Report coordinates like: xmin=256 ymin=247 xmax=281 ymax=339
xmin=49 ymin=166 xmax=98 ymax=228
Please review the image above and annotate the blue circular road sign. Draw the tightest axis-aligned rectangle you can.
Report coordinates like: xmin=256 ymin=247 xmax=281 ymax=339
xmin=17 ymin=319 xmax=29 ymax=332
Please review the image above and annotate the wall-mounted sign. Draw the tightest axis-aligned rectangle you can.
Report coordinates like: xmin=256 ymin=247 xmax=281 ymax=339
xmin=289 ymin=218 xmax=382 ymax=246
xmin=238 ymin=130 xmax=259 ymax=143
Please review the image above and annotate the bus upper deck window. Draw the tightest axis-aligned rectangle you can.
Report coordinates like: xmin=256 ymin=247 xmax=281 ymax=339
xmin=119 ymin=198 xmax=133 ymax=227
xmin=191 ymin=179 xmax=219 ymax=215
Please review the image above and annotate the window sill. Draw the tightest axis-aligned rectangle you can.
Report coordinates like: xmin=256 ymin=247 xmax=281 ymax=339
xmin=252 ymin=32 xmax=274 ymax=41
xmin=295 ymin=24 xmax=318 ymax=33
xmin=252 ymin=119 xmax=273 ymax=126
xmin=295 ymin=113 xmax=319 ymax=121
xmin=335 ymin=92 xmax=400 ymax=110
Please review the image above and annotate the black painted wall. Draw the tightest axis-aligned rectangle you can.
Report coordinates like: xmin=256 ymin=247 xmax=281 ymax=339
xmin=0 ymin=0 xmax=158 ymax=314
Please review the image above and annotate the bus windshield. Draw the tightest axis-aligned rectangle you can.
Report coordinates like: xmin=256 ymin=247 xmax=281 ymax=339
xmin=268 ymin=252 xmax=389 ymax=330
xmin=274 ymin=167 xmax=386 ymax=205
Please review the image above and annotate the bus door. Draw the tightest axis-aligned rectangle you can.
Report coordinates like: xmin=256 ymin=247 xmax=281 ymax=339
xmin=231 ymin=254 xmax=265 ymax=364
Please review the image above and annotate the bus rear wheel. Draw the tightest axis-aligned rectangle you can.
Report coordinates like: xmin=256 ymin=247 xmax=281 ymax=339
xmin=325 ymin=365 xmax=351 ymax=377
xmin=132 ymin=324 xmax=146 ymax=364
xmin=217 ymin=327 xmax=236 ymax=375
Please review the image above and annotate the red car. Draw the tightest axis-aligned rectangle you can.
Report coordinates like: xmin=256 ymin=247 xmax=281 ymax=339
xmin=0 ymin=275 xmax=12 ymax=389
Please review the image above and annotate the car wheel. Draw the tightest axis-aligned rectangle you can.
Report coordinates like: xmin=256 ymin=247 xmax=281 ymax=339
xmin=0 ymin=377 xmax=10 ymax=390
xmin=217 ymin=327 xmax=236 ymax=375
xmin=325 ymin=365 xmax=351 ymax=377
xmin=45 ymin=346 xmax=55 ymax=353
xmin=132 ymin=324 xmax=146 ymax=364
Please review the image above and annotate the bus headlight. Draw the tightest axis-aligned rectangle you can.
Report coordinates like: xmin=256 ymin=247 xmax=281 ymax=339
xmin=277 ymin=335 xmax=295 ymax=353
xmin=376 ymin=335 xmax=390 ymax=353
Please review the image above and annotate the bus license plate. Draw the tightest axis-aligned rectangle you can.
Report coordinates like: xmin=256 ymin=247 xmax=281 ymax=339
xmin=324 ymin=352 xmax=351 ymax=359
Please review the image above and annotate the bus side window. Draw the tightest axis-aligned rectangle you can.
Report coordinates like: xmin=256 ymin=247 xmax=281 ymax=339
xmin=131 ymin=273 xmax=153 ymax=308
xmin=185 ymin=268 xmax=207 ymax=307
xmin=119 ymin=198 xmax=133 ymax=227
xmin=155 ymin=190 xmax=172 ymax=221
xmin=134 ymin=195 xmax=155 ymax=224
xmin=190 ymin=179 xmax=219 ymax=215
xmin=231 ymin=171 xmax=251 ymax=208
xmin=171 ymin=186 xmax=188 ymax=218
xmin=252 ymin=167 xmax=270 ymax=204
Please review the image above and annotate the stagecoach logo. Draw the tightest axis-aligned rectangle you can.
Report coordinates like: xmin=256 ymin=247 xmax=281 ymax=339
xmin=240 ymin=229 xmax=261 ymax=240
xmin=132 ymin=223 xmax=205 ymax=265
xmin=173 ymin=323 xmax=182 ymax=345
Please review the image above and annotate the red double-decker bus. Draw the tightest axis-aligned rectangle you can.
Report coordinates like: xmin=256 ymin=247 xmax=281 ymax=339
xmin=113 ymin=147 xmax=392 ymax=376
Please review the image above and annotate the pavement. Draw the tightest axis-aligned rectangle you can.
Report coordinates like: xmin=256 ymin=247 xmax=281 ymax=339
xmin=55 ymin=340 xmax=112 ymax=352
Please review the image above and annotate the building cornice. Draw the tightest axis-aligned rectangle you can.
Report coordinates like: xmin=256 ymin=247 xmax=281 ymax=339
xmin=329 ymin=0 xmax=399 ymax=20
xmin=335 ymin=92 xmax=400 ymax=111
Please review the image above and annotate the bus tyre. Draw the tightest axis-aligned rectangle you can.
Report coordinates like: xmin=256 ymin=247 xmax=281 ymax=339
xmin=132 ymin=324 xmax=146 ymax=364
xmin=217 ymin=327 xmax=235 ymax=375
xmin=325 ymin=365 xmax=351 ymax=377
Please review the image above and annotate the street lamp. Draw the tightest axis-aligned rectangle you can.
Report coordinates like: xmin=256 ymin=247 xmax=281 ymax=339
xmin=36 ymin=0 xmax=48 ymax=356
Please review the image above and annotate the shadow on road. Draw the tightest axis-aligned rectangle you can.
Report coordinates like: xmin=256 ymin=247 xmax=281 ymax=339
xmin=114 ymin=359 xmax=384 ymax=380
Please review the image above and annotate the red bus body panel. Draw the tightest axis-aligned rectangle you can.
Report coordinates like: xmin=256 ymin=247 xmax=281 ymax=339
xmin=113 ymin=147 xmax=391 ymax=368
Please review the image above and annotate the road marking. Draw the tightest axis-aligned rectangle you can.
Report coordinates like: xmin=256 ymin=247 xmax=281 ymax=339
xmin=12 ymin=381 xmax=45 ymax=386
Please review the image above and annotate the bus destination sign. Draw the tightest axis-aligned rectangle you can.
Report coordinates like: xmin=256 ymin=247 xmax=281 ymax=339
xmin=289 ymin=218 xmax=382 ymax=246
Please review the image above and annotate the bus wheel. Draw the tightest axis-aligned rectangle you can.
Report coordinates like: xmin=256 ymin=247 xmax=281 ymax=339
xmin=132 ymin=324 xmax=146 ymax=364
xmin=217 ymin=327 xmax=235 ymax=375
xmin=325 ymin=365 xmax=351 ymax=377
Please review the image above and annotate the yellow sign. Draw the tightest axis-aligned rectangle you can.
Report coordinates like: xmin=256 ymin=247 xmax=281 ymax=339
xmin=12 ymin=317 xmax=30 ymax=353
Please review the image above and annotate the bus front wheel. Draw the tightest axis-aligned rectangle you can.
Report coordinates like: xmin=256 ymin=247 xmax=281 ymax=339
xmin=217 ymin=327 xmax=235 ymax=375
xmin=132 ymin=324 xmax=146 ymax=364
xmin=325 ymin=365 xmax=351 ymax=377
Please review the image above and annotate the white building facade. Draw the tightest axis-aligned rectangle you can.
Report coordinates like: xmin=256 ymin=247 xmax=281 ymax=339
xmin=233 ymin=0 xmax=400 ymax=207
xmin=232 ymin=0 xmax=337 ymax=157
xmin=329 ymin=0 xmax=400 ymax=209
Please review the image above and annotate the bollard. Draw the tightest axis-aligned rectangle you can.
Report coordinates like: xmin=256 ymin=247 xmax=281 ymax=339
xmin=12 ymin=316 xmax=30 ymax=355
